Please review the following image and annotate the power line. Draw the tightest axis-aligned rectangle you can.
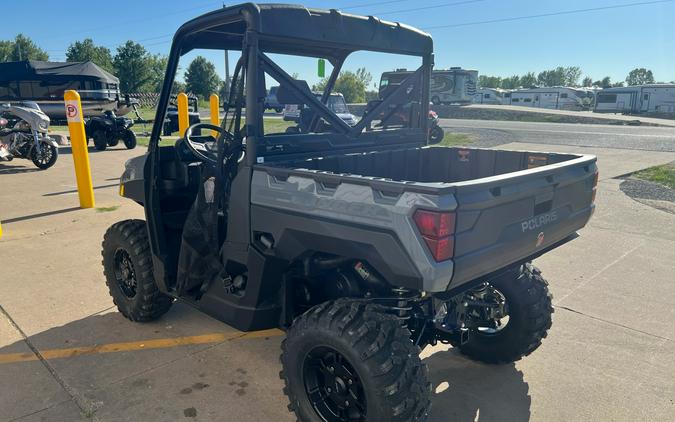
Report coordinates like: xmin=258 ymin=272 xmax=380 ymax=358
xmin=423 ymin=0 xmax=675 ymax=30
xmin=342 ymin=0 xmax=411 ymax=10
xmin=377 ymin=0 xmax=486 ymax=16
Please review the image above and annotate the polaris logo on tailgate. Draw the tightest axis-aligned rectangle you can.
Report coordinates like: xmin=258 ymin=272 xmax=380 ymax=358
xmin=521 ymin=211 xmax=558 ymax=232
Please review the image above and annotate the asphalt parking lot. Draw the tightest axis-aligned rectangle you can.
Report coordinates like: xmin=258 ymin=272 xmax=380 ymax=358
xmin=1 ymin=123 xmax=675 ymax=421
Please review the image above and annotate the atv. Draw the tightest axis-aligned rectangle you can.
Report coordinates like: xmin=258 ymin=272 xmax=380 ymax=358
xmin=103 ymin=4 xmax=596 ymax=421
xmin=85 ymin=110 xmax=137 ymax=151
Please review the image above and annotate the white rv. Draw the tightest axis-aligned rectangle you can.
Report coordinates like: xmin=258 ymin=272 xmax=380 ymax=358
xmin=507 ymin=87 xmax=594 ymax=111
xmin=379 ymin=67 xmax=478 ymax=105
xmin=473 ymin=88 xmax=509 ymax=105
xmin=594 ymin=84 xmax=675 ymax=114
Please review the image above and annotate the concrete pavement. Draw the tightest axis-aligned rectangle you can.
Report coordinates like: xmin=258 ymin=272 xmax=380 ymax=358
xmin=1 ymin=137 xmax=674 ymax=421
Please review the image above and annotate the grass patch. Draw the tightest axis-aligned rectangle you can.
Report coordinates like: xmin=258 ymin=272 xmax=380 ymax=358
xmin=437 ymin=133 xmax=474 ymax=147
xmin=633 ymin=162 xmax=675 ymax=189
xmin=96 ymin=205 xmax=120 ymax=213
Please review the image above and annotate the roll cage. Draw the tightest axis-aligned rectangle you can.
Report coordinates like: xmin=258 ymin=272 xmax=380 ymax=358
xmin=150 ymin=3 xmax=434 ymax=165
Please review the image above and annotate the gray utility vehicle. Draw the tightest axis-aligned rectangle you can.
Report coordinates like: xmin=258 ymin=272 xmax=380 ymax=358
xmin=102 ymin=4 xmax=598 ymax=421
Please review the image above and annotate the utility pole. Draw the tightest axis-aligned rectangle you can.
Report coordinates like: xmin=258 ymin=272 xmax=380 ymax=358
xmin=223 ymin=3 xmax=230 ymax=99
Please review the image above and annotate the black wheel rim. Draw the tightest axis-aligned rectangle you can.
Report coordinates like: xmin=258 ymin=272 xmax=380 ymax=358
xmin=113 ymin=248 xmax=137 ymax=298
xmin=303 ymin=346 xmax=366 ymax=421
xmin=34 ymin=146 xmax=53 ymax=165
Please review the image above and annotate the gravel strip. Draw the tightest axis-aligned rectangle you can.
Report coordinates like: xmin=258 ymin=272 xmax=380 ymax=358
xmin=620 ymin=179 xmax=675 ymax=203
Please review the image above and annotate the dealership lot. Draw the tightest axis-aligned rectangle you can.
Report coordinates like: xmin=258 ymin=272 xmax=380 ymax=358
xmin=1 ymin=125 xmax=674 ymax=421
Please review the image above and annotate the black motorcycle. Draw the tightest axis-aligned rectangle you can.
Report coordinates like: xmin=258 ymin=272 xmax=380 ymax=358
xmin=0 ymin=102 xmax=59 ymax=170
xmin=85 ymin=110 xmax=137 ymax=151
xmin=428 ymin=109 xmax=444 ymax=143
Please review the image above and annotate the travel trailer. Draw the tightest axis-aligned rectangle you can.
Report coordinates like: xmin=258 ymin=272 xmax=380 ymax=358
xmin=0 ymin=60 xmax=135 ymax=120
xmin=473 ymin=87 xmax=509 ymax=105
xmin=506 ymin=87 xmax=594 ymax=111
xmin=594 ymin=84 xmax=675 ymax=114
xmin=380 ymin=67 xmax=478 ymax=105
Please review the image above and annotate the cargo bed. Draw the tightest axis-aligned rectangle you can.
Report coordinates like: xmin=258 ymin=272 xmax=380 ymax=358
xmin=256 ymin=146 xmax=597 ymax=291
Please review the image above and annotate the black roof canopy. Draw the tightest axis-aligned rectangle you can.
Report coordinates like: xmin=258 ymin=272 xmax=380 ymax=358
xmin=0 ymin=60 xmax=118 ymax=84
xmin=176 ymin=3 xmax=433 ymax=60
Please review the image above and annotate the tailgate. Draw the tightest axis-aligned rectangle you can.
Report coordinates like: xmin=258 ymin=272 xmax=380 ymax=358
xmin=449 ymin=152 xmax=597 ymax=288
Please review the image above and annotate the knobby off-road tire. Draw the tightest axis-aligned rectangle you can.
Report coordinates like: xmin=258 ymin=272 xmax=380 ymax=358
xmin=459 ymin=263 xmax=553 ymax=364
xmin=281 ymin=299 xmax=431 ymax=422
xmin=93 ymin=130 xmax=108 ymax=151
xmin=102 ymin=220 xmax=172 ymax=322
xmin=123 ymin=130 xmax=137 ymax=149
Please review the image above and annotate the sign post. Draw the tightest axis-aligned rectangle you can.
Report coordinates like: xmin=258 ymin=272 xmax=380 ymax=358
xmin=177 ymin=93 xmax=189 ymax=137
xmin=64 ymin=90 xmax=95 ymax=208
xmin=209 ymin=93 xmax=220 ymax=137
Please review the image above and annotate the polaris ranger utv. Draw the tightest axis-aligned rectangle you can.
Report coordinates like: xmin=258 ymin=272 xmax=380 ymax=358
xmin=103 ymin=4 xmax=598 ymax=421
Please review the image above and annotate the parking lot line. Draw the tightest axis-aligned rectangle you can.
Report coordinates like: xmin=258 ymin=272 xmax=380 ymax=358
xmin=0 ymin=329 xmax=283 ymax=365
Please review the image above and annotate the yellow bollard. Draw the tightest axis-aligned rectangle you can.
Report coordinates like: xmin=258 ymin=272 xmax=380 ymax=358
xmin=177 ymin=93 xmax=189 ymax=137
xmin=64 ymin=90 xmax=95 ymax=208
xmin=209 ymin=93 xmax=220 ymax=137
xmin=0 ymin=221 xmax=3 ymax=239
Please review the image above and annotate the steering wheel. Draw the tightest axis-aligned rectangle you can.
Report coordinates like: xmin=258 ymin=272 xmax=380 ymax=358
xmin=183 ymin=123 xmax=233 ymax=164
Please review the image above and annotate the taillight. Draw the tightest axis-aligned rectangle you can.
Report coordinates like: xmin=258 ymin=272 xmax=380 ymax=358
xmin=413 ymin=209 xmax=455 ymax=262
xmin=591 ymin=171 xmax=599 ymax=203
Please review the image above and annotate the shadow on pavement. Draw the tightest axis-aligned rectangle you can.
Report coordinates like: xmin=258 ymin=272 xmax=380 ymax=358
xmin=0 ymin=162 xmax=40 ymax=175
xmin=43 ymin=183 xmax=119 ymax=197
xmin=425 ymin=347 xmax=531 ymax=422
xmin=2 ymin=206 xmax=82 ymax=224
xmin=0 ymin=305 xmax=531 ymax=421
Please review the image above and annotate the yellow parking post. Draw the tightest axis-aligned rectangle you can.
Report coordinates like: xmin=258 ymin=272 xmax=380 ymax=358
xmin=209 ymin=93 xmax=220 ymax=137
xmin=177 ymin=93 xmax=189 ymax=137
xmin=64 ymin=90 xmax=95 ymax=208
xmin=0 ymin=222 xmax=3 ymax=239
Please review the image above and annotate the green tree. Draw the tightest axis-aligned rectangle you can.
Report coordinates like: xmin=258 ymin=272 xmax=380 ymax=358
xmin=519 ymin=72 xmax=537 ymax=88
xmin=478 ymin=75 xmax=502 ymax=88
xmin=66 ymin=38 xmax=113 ymax=71
xmin=593 ymin=76 xmax=612 ymax=88
xmin=626 ymin=68 xmax=655 ymax=86
xmin=537 ymin=66 xmax=582 ymax=87
xmin=501 ymin=75 xmax=521 ymax=89
xmin=582 ymin=76 xmax=593 ymax=87
xmin=0 ymin=34 xmax=48 ymax=61
xmin=147 ymin=54 xmax=168 ymax=93
xmin=612 ymin=81 xmax=625 ymax=87
xmin=313 ymin=69 xmax=370 ymax=103
xmin=113 ymin=41 xmax=153 ymax=92
xmin=184 ymin=56 xmax=221 ymax=99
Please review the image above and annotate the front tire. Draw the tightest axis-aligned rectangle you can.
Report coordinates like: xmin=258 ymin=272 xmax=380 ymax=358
xmin=102 ymin=220 xmax=172 ymax=322
xmin=93 ymin=130 xmax=108 ymax=151
xmin=281 ymin=299 xmax=431 ymax=422
xmin=123 ymin=129 xmax=137 ymax=149
xmin=459 ymin=264 xmax=553 ymax=364
xmin=429 ymin=126 xmax=444 ymax=143
xmin=31 ymin=144 xmax=58 ymax=170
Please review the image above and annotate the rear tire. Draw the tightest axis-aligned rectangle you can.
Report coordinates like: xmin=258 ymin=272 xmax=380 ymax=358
xmin=93 ymin=130 xmax=108 ymax=151
xmin=102 ymin=220 xmax=172 ymax=322
xmin=459 ymin=264 xmax=553 ymax=364
xmin=123 ymin=130 xmax=137 ymax=149
xmin=281 ymin=299 xmax=431 ymax=422
xmin=429 ymin=126 xmax=444 ymax=143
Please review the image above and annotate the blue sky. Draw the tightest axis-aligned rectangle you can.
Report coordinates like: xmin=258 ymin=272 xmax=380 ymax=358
xmin=2 ymin=0 xmax=674 ymax=87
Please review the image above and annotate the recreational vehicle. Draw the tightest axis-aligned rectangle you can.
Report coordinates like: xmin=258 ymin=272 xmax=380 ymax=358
xmin=473 ymin=87 xmax=509 ymax=105
xmin=507 ymin=87 xmax=594 ymax=111
xmin=0 ymin=60 xmax=134 ymax=120
xmin=595 ymin=84 xmax=675 ymax=114
xmin=379 ymin=67 xmax=478 ymax=105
